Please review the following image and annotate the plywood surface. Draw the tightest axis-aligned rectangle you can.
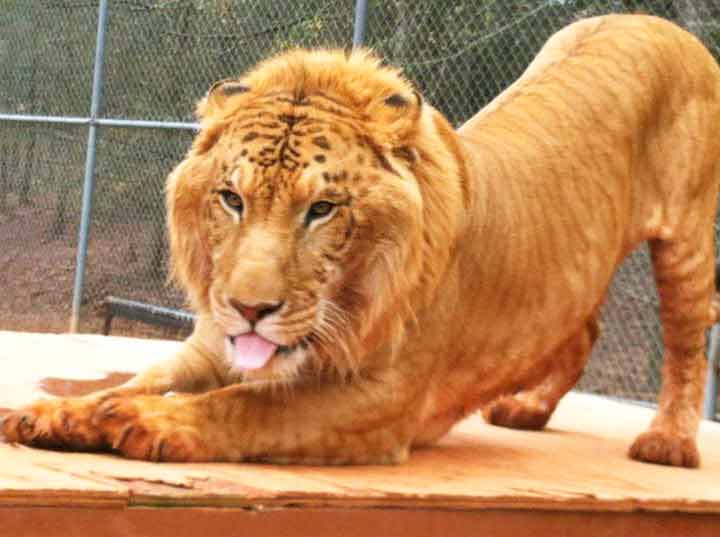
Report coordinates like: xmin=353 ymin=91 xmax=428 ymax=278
xmin=1 ymin=330 xmax=719 ymax=516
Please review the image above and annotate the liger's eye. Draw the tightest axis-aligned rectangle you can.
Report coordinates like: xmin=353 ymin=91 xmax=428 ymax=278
xmin=305 ymin=201 xmax=336 ymax=225
xmin=219 ymin=189 xmax=244 ymax=214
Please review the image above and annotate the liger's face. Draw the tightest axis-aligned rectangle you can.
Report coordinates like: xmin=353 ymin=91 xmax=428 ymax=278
xmin=193 ymin=93 xmax=421 ymax=381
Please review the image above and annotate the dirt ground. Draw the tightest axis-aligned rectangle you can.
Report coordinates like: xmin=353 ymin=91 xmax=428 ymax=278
xmin=0 ymin=200 xmax=189 ymax=341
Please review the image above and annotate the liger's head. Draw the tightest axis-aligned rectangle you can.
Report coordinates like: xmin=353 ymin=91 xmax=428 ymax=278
xmin=166 ymin=49 xmax=439 ymax=382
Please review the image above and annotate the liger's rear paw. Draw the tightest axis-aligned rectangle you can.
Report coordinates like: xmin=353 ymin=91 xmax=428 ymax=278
xmin=482 ymin=395 xmax=552 ymax=430
xmin=629 ymin=429 xmax=700 ymax=468
xmin=1 ymin=397 xmax=105 ymax=450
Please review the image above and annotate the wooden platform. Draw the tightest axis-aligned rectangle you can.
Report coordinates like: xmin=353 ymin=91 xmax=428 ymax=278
xmin=1 ymin=331 xmax=719 ymax=537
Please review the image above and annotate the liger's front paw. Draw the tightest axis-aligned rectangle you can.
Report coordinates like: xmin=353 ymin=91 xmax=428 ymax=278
xmin=629 ymin=429 xmax=700 ymax=468
xmin=92 ymin=396 xmax=212 ymax=462
xmin=1 ymin=396 xmax=106 ymax=450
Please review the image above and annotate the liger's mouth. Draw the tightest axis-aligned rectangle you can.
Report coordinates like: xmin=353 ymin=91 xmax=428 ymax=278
xmin=227 ymin=334 xmax=294 ymax=355
xmin=226 ymin=332 xmax=311 ymax=371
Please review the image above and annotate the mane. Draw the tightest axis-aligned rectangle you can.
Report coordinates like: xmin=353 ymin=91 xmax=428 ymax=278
xmin=196 ymin=48 xmax=417 ymax=121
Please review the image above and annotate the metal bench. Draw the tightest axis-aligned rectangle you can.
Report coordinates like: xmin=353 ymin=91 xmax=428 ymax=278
xmin=102 ymin=296 xmax=195 ymax=335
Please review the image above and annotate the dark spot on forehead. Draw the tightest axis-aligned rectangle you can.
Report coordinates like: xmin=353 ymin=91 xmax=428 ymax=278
xmin=322 ymin=171 xmax=350 ymax=183
xmin=221 ymin=162 xmax=228 ymax=172
xmin=240 ymin=149 xmax=248 ymax=157
xmin=243 ymin=132 xmax=259 ymax=143
xmin=314 ymin=154 xmax=326 ymax=163
xmin=278 ymin=113 xmax=305 ymax=128
xmin=312 ymin=136 xmax=331 ymax=150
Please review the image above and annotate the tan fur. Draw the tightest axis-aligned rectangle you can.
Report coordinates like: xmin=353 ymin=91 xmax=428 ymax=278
xmin=3 ymin=15 xmax=720 ymax=468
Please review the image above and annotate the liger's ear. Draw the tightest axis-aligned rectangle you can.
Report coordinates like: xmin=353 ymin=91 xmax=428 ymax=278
xmin=366 ymin=88 xmax=424 ymax=146
xmin=192 ymin=79 xmax=252 ymax=154
xmin=195 ymin=78 xmax=251 ymax=121
xmin=383 ymin=90 xmax=423 ymax=109
xmin=165 ymin=158 xmax=213 ymax=312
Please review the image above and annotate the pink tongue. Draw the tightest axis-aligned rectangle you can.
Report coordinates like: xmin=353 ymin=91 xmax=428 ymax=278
xmin=232 ymin=334 xmax=278 ymax=370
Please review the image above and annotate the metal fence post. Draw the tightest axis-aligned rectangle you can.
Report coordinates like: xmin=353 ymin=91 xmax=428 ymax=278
xmin=352 ymin=0 xmax=369 ymax=48
xmin=703 ymin=325 xmax=719 ymax=419
xmin=69 ymin=0 xmax=109 ymax=333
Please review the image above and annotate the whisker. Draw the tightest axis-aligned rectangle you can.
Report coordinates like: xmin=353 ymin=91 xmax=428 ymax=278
xmin=272 ymin=309 xmax=318 ymax=327
xmin=313 ymin=299 xmax=359 ymax=378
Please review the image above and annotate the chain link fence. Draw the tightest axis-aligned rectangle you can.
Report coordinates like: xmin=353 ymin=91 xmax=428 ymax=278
xmin=1 ymin=0 xmax=719 ymax=407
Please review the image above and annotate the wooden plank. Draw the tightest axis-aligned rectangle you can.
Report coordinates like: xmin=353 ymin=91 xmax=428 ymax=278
xmin=2 ymin=506 xmax=720 ymax=537
xmin=0 ymin=331 xmax=719 ymax=517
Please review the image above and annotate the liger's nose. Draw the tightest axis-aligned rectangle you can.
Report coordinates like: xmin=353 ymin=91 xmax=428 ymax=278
xmin=229 ymin=299 xmax=283 ymax=323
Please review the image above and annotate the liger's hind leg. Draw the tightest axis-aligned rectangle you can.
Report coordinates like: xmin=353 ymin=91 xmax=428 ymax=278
xmin=628 ymin=228 xmax=715 ymax=468
xmin=483 ymin=317 xmax=599 ymax=430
